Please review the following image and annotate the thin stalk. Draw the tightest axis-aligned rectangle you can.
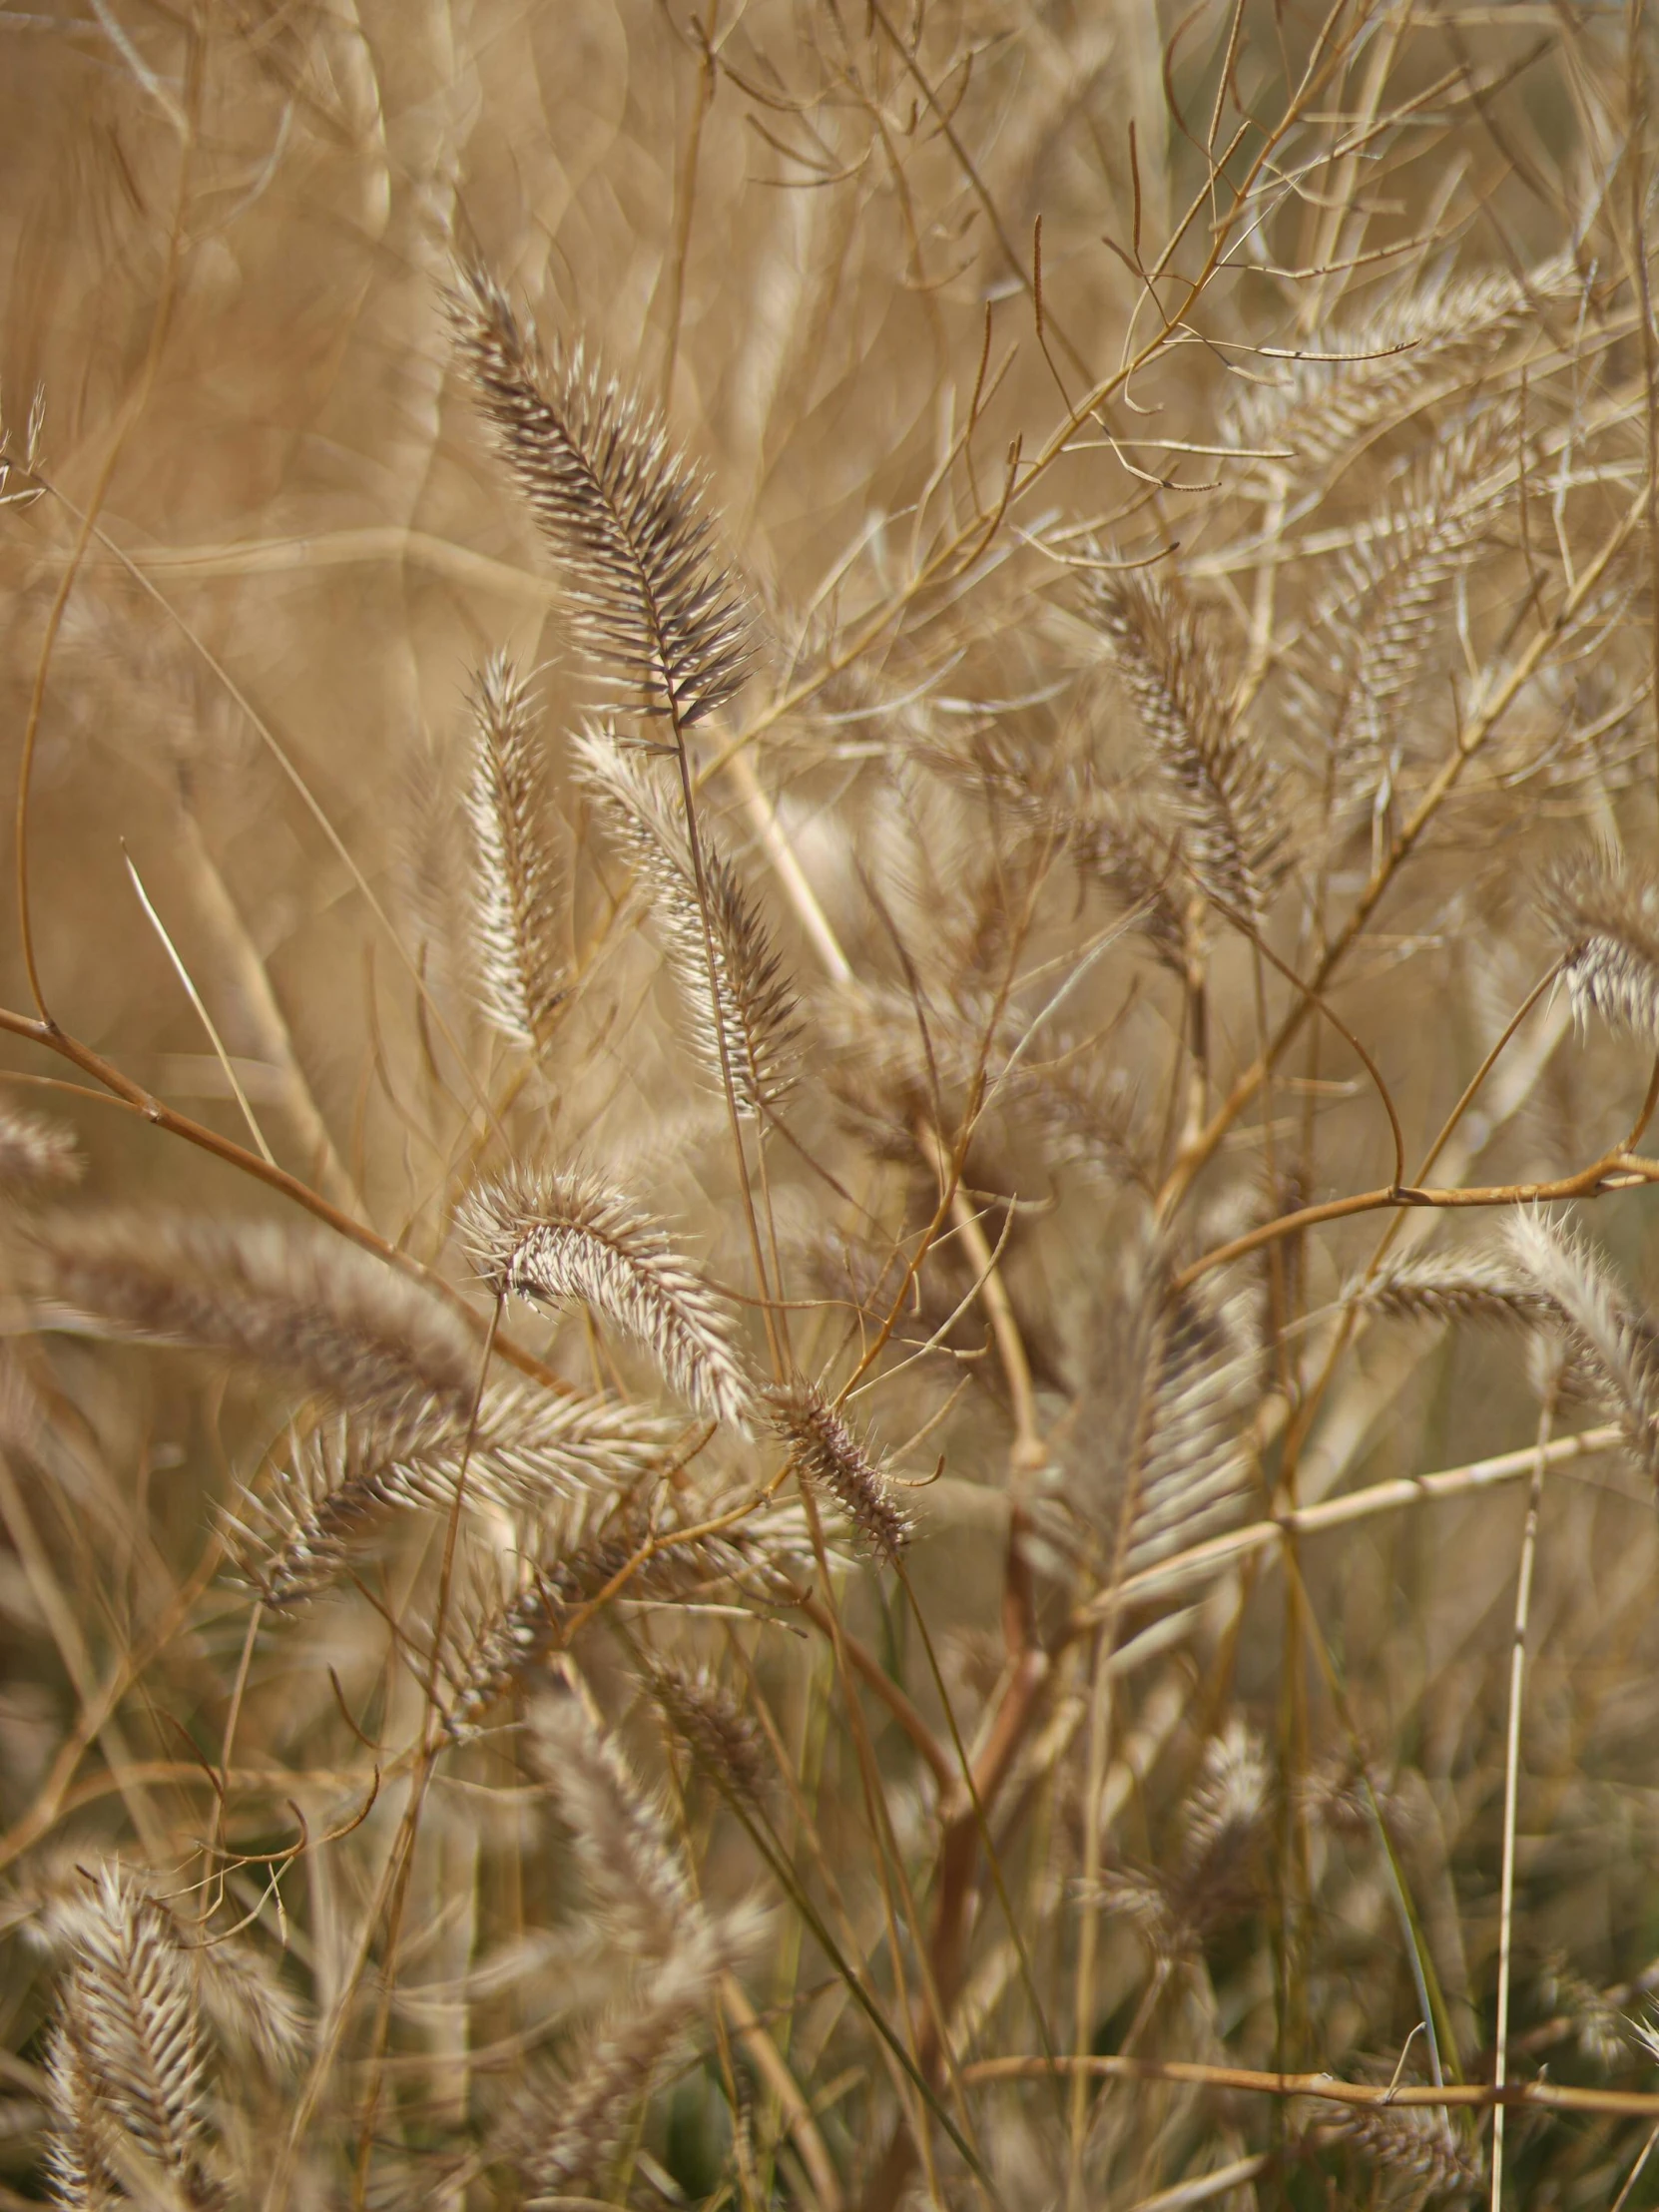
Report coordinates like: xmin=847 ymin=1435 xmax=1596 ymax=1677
xmin=1490 ymin=1389 xmax=1557 ymax=2209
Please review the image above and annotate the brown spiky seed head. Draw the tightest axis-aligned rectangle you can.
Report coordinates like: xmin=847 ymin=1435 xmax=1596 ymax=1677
xmin=648 ymin=1658 xmax=770 ymax=1806
xmin=768 ymin=1380 xmax=910 ymax=1565
xmin=448 ymin=260 xmax=750 ymax=729
xmin=459 ymin=1163 xmax=753 ymax=1426
xmin=1538 ymin=845 xmax=1659 ymax=1047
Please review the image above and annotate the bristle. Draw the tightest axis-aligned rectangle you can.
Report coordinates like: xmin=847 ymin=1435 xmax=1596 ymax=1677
xmin=44 ymin=2024 xmax=110 ymax=2212
xmin=0 ymin=1105 xmax=83 ymax=1190
xmin=1316 ymin=405 xmax=1521 ymax=816
xmin=1085 ymin=1719 xmax=1269 ymax=1959
xmin=575 ymin=726 xmax=802 ymax=1118
xmin=393 ymin=729 xmax=470 ymax=1004
xmin=821 ymin=977 xmax=1020 ymax=1163
xmin=184 ymin=1936 xmax=308 ymax=2076
xmin=1540 ymin=1958 xmax=1628 ymax=2071
xmin=460 ymin=1163 xmax=752 ymax=1425
xmin=647 ymin=1657 xmax=771 ymax=1806
xmin=1086 ymin=567 xmax=1281 ymax=922
xmin=507 ymin=1908 xmax=759 ymax=2200
xmin=48 ymin=1869 xmax=216 ymax=2208
xmin=1505 ymin=1211 xmax=1659 ymax=1483
xmin=443 ymin=1504 xmax=809 ymax=1731
xmin=513 ymin=1932 xmax=721 ymax=2202
xmin=1179 ymin=1717 xmax=1271 ymax=1895
xmin=463 ymin=652 xmax=565 ymax=1052
xmin=1120 ymin=1275 xmax=1262 ymax=1575
xmin=1330 ymin=2102 xmax=1482 ymax=2200
xmin=1360 ymin=1255 xmax=1546 ymax=1329
xmin=1537 ymin=845 xmax=1659 ymax=1047
xmin=1071 ymin=798 xmax=1189 ymax=973
xmin=232 ymin=1380 xmax=673 ymax=1607
xmin=449 ymin=261 xmax=750 ymax=728
xmin=769 ymin=1379 xmax=910 ymax=1565
xmin=1031 ymin=1062 xmax=1149 ymax=1191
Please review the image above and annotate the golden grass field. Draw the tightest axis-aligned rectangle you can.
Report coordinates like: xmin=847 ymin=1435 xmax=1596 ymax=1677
xmin=7 ymin=3 xmax=1659 ymax=2206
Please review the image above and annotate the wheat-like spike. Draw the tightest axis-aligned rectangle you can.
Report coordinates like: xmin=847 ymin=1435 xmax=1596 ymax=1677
xmin=226 ymin=1415 xmax=421 ymax=1608
xmin=523 ymin=1986 xmax=689 ymax=2201
xmin=575 ymin=726 xmax=802 ymax=1117
xmin=184 ymin=1935 xmax=308 ymax=2076
xmin=822 ymin=978 xmax=1026 ymax=1171
xmin=1071 ymin=797 xmax=1188 ymax=972
xmin=1226 ymin=251 xmax=1576 ymax=467
xmin=443 ymin=1504 xmax=808 ymax=1731
xmin=53 ymin=1870 xmax=215 ymax=2208
xmin=1506 ymin=1210 xmax=1659 ymax=1483
xmin=511 ymin=1909 xmax=758 ymax=2201
xmin=1094 ymin=1717 xmax=1271 ymax=1959
xmin=529 ymin=1674 xmax=701 ymax=1960
xmin=464 ymin=652 xmax=565 ymax=1052
xmin=1080 ymin=1862 xmax=1180 ymax=1960
xmin=1031 ymin=1063 xmax=1150 ymax=1191
xmin=769 ymin=1379 xmax=910 ymax=1565
xmin=232 ymin=1381 xmax=671 ymax=1608
xmin=0 ymin=1105 xmax=83 ymax=1190
xmin=1360 ymin=1254 xmax=1547 ymax=1329
xmin=515 ymin=1926 xmax=727 ymax=2201
xmin=1540 ymin=1958 xmax=1628 ymax=2070
xmin=454 ymin=1376 xmax=678 ymax=1513
xmin=1330 ymin=2102 xmax=1482 ymax=2200
xmin=1179 ymin=1717 xmax=1271 ymax=1893
xmin=1120 ymin=1276 xmax=1261 ymax=1575
xmin=449 ymin=261 xmax=750 ymax=728
xmin=647 ymin=1657 xmax=771 ymax=1806
xmin=22 ymin=1212 xmax=479 ymax=1431
xmin=461 ymin=1163 xmax=752 ymax=1425
xmin=31 ymin=1862 xmax=306 ymax=2083
xmin=45 ymin=2023 xmax=115 ymax=2212
xmin=930 ymin=713 xmax=1192 ymax=968
xmin=1318 ymin=406 xmax=1520 ymax=810
xmin=1087 ymin=567 xmax=1281 ymax=921
xmin=1537 ymin=844 xmax=1659 ymax=1047
xmin=443 ymin=1547 xmax=593 ymax=1730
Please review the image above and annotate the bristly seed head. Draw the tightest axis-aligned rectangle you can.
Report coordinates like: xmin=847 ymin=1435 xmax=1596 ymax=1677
xmin=1505 ymin=1209 xmax=1659 ymax=1486
xmin=647 ymin=1657 xmax=771 ymax=1806
xmin=574 ymin=725 xmax=803 ymax=1120
xmin=460 ymin=1161 xmax=753 ymax=1426
xmin=1085 ymin=564 xmax=1282 ymax=925
xmin=448 ymin=259 xmax=751 ymax=730
xmin=1537 ymin=844 xmax=1659 ymax=1048
xmin=0 ymin=1105 xmax=83 ymax=1191
xmin=768 ymin=1379 xmax=910 ymax=1565
xmin=463 ymin=651 xmax=565 ymax=1053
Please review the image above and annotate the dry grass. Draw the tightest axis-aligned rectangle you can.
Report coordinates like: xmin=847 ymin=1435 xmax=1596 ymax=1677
xmin=7 ymin=3 xmax=1659 ymax=2207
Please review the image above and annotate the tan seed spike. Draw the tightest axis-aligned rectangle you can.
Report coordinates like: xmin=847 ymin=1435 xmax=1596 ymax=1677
xmin=463 ymin=651 xmax=565 ymax=1052
xmin=461 ymin=1161 xmax=754 ymax=1426
xmin=449 ymin=260 xmax=751 ymax=729
xmin=769 ymin=1379 xmax=910 ymax=1565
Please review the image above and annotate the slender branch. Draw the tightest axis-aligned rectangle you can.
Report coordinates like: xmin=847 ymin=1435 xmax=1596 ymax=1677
xmin=1073 ymin=1424 xmax=1622 ymax=1624
xmin=1172 ymin=1150 xmax=1659 ymax=1293
xmin=961 ymin=2051 xmax=1659 ymax=2118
